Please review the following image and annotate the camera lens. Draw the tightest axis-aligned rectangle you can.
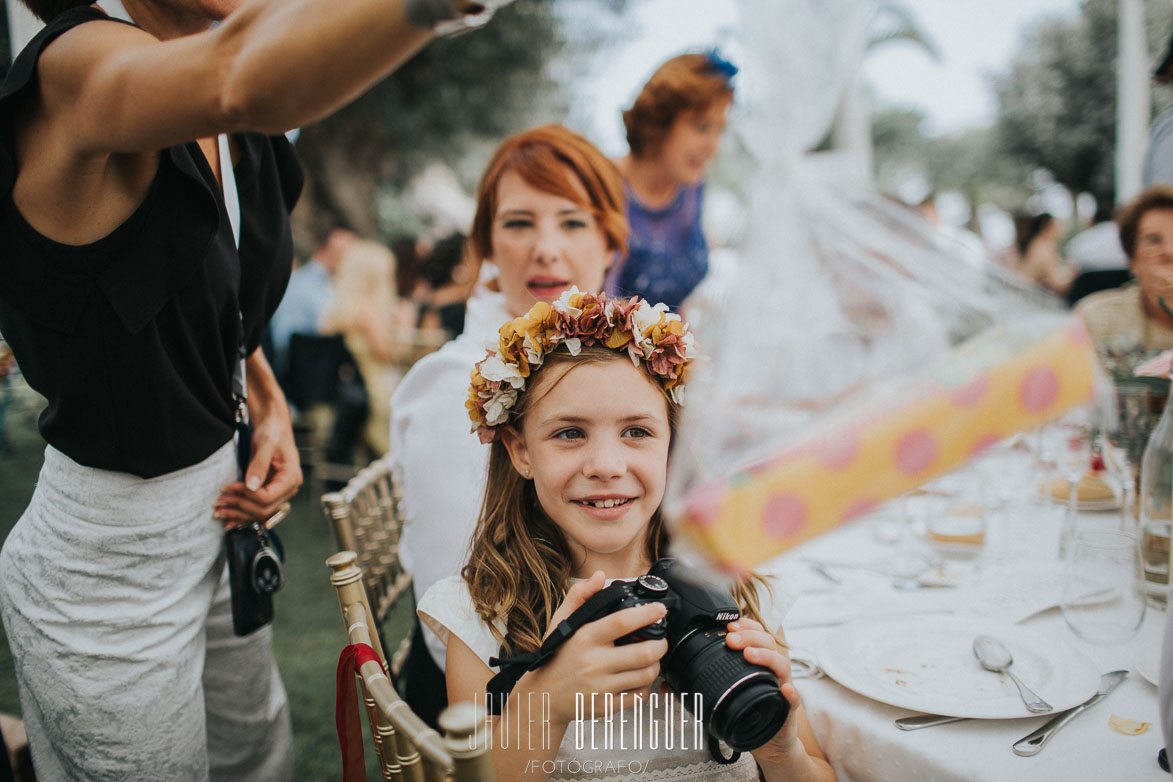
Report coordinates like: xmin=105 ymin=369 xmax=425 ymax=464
xmin=663 ymin=627 xmax=788 ymax=752
xmin=709 ymin=676 xmax=788 ymax=751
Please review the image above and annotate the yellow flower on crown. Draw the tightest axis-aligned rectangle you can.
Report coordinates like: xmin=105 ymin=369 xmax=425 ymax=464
xmin=467 ymin=289 xmax=696 ymax=442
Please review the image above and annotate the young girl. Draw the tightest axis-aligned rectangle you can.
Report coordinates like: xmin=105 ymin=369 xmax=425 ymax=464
xmin=391 ymin=124 xmax=626 ymax=725
xmin=419 ymin=291 xmax=835 ymax=781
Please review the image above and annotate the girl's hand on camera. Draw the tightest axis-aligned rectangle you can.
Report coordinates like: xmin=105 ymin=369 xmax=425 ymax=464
xmin=528 ymin=571 xmax=669 ymax=726
xmin=724 ymin=618 xmax=805 ymax=763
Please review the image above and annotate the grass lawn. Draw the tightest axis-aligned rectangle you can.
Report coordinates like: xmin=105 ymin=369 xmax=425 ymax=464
xmin=0 ymin=381 xmax=408 ymax=778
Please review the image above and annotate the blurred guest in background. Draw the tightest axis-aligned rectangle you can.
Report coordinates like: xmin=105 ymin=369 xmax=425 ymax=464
xmin=390 ymin=124 xmax=625 ymax=727
xmin=1077 ymin=186 xmax=1173 ymax=355
xmin=1067 ymin=203 xmax=1127 ymax=273
xmin=391 ymin=233 xmax=425 ymax=309
xmin=416 ymin=231 xmax=475 ymax=337
xmin=1013 ymin=212 xmax=1075 ymax=295
xmin=606 ymin=51 xmax=734 ymax=311
xmin=1144 ymin=32 xmax=1173 ymax=188
xmin=319 ymin=239 xmax=414 ymax=457
xmin=917 ymin=194 xmax=991 ymax=271
xmin=268 ymin=227 xmax=355 ymax=378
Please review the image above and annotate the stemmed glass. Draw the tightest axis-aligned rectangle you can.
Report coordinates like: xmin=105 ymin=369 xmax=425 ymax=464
xmin=1041 ymin=409 xmax=1093 ymax=557
xmin=1097 ymin=434 xmax=1138 ymax=532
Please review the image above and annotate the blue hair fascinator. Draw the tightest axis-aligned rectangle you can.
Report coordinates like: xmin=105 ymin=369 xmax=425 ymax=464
xmin=704 ymin=49 xmax=738 ymax=82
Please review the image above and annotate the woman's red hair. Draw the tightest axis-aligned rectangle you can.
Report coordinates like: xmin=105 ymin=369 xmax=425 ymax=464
xmin=623 ymin=53 xmax=735 ymax=159
xmin=469 ymin=124 xmax=627 ymax=263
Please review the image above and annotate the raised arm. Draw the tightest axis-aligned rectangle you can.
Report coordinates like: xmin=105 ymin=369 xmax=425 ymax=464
xmin=34 ymin=0 xmax=493 ymax=155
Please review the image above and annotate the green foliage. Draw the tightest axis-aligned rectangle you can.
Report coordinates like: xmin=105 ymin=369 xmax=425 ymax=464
xmin=291 ymin=0 xmax=630 ymax=244
xmin=872 ymin=106 xmax=1029 ymax=213
xmin=350 ymin=0 xmax=565 ymax=184
xmin=993 ymin=0 xmax=1173 ymax=207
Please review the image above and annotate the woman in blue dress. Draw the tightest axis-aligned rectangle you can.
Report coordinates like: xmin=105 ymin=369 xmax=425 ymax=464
xmin=607 ymin=51 xmax=736 ymax=311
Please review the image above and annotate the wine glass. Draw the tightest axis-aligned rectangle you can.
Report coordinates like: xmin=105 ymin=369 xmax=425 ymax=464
xmin=1041 ymin=409 xmax=1093 ymax=557
xmin=1061 ymin=529 xmax=1146 ymax=644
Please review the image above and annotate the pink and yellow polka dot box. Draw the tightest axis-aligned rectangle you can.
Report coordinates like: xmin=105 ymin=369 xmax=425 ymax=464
xmin=674 ymin=316 xmax=1100 ymax=574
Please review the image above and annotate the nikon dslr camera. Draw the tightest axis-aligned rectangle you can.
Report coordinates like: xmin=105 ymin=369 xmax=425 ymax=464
xmin=568 ymin=557 xmax=788 ymax=753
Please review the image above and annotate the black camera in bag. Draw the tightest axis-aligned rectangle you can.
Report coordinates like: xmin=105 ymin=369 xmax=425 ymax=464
xmin=225 ymin=522 xmax=285 ymax=637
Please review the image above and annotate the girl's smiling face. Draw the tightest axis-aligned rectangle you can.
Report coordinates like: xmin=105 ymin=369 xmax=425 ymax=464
xmin=490 ymin=168 xmax=612 ymax=318
xmin=501 ymin=358 xmax=671 ymax=578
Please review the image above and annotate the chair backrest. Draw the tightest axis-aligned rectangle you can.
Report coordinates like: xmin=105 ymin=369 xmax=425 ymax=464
xmin=322 ymin=456 xmax=413 ymax=675
xmin=328 ymin=552 xmax=495 ymax=782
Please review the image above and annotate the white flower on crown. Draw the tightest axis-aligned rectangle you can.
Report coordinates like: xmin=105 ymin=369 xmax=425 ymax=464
xmin=478 ymin=355 xmax=525 ymax=389
xmin=483 ymin=387 xmax=518 ymax=426
xmin=630 ymin=300 xmax=668 ymax=359
xmin=553 ymin=288 xmax=584 ymax=317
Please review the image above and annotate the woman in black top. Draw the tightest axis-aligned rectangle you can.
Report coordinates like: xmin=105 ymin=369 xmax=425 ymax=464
xmin=0 ymin=0 xmax=493 ymax=778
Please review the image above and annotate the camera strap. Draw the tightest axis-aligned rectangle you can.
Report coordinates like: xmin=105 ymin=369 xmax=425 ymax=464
xmin=215 ymin=132 xmax=252 ymax=479
xmin=484 ymin=587 xmax=622 ymax=715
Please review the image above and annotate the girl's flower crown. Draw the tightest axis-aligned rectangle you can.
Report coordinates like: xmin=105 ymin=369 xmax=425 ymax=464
xmin=467 ymin=289 xmax=696 ymax=443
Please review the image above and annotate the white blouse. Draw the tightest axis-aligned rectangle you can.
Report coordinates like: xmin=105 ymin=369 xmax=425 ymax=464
xmin=418 ymin=575 xmax=773 ymax=782
xmin=389 ymin=288 xmax=512 ymax=670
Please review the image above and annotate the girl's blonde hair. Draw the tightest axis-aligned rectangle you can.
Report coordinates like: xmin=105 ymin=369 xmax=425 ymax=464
xmin=462 ymin=344 xmax=771 ymax=655
xmin=319 ymin=239 xmax=396 ymax=333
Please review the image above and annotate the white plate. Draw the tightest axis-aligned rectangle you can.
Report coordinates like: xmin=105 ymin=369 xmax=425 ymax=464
xmin=1136 ymin=642 xmax=1161 ymax=687
xmin=818 ymin=616 xmax=1100 ymax=719
xmin=1046 ymin=494 xmax=1123 ymax=512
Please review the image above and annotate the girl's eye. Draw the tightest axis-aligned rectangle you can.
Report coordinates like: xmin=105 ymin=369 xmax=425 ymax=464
xmin=554 ymin=428 xmax=584 ymax=440
xmin=623 ymin=426 xmax=652 ymax=439
xmin=562 ymin=219 xmax=589 ymax=230
xmin=502 ymin=219 xmax=532 ymax=230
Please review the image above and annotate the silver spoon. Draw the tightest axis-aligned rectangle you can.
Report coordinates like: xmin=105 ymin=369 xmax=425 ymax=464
xmin=972 ymin=635 xmax=1053 ymax=713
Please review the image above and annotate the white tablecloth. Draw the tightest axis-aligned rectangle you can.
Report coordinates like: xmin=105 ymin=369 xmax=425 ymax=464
xmin=772 ymin=492 xmax=1168 ymax=782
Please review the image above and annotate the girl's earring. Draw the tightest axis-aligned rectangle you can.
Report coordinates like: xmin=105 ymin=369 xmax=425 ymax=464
xmin=523 ymin=468 xmax=531 ymax=479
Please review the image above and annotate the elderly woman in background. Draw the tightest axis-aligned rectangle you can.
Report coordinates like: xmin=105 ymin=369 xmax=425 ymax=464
xmin=1077 ymin=186 xmax=1173 ymax=355
xmin=320 ymin=239 xmax=414 ymax=457
xmin=389 ymin=124 xmax=626 ymax=727
xmin=607 ymin=51 xmax=735 ymax=311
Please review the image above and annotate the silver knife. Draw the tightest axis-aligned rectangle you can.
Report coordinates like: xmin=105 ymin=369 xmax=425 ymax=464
xmin=1011 ymin=670 xmax=1129 ymax=757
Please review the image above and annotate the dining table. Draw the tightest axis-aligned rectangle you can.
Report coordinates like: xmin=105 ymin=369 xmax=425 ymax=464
xmin=765 ymin=455 xmax=1170 ymax=782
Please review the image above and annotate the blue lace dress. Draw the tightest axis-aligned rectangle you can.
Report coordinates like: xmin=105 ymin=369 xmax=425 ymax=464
xmin=607 ymin=182 xmax=708 ymax=311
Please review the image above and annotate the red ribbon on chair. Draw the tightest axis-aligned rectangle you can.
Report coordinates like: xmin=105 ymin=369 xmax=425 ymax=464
xmin=336 ymin=643 xmax=383 ymax=782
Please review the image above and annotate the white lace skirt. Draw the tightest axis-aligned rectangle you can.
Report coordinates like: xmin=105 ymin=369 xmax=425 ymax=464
xmin=0 ymin=443 xmax=291 ymax=782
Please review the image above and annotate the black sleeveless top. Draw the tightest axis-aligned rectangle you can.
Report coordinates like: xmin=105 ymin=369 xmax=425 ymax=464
xmin=0 ymin=7 xmax=303 ymax=477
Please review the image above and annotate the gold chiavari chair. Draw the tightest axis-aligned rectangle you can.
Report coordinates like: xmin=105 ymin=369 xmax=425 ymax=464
xmin=321 ymin=455 xmax=413 ymax=677
xmin=328 ymin=552 xmax=495 ymax=782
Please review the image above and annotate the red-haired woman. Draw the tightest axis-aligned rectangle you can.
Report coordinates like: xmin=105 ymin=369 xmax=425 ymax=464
xmin=389 ymin=123 xmax=626 ymax=725
xmin=608 ymin=51 xmax=736 ymax=311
